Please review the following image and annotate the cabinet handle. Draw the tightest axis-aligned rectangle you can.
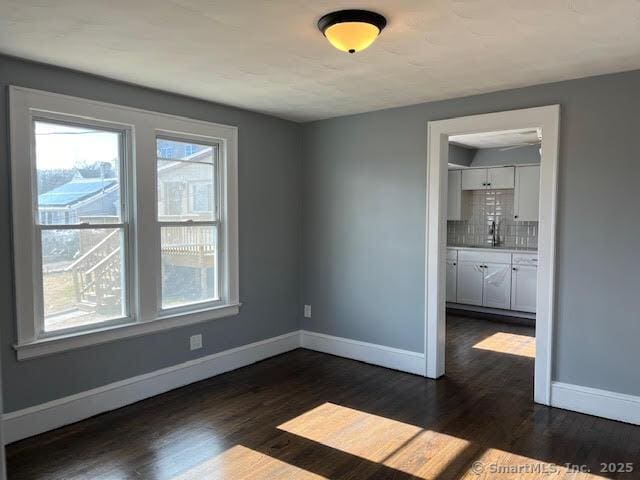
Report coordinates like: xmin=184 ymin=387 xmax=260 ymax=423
xmin=512 ymin=267 xmax=517 ymax=271
xmin=514 ymin=215 xmax=519 ymax=219
xmin=453 ymin=262 xmax=456 ymax=266
xmin=487 ymin=183 xmax=491 ymax=186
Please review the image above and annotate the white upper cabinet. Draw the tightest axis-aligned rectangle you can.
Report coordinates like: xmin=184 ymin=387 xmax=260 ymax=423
xmin=461 ymin=167 xmax=514 ymax=190
xmin=447 ymin=170 xmax=462 ymax=220
xmin=461 ymin=168 xmax=487 ymax=190
xmin=514 ymin=165 xmax=540 ymax=221
xmin=487 ymin=167 xmax=515 ymax=189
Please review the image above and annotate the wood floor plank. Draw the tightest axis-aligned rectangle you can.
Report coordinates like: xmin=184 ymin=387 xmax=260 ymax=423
xmin=6 ymin=316 xmax=640 ymax=479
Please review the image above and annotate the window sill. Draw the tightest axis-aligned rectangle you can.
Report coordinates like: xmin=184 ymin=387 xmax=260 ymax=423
xmin=13 ymin=303 xmax=241 ymax=361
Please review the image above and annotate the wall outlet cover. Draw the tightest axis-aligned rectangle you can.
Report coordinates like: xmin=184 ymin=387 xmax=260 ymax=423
xmin=190 ymin=334 xmax=203 ymax=350
xmin=304 ymin=304 xmax=312 ymax=318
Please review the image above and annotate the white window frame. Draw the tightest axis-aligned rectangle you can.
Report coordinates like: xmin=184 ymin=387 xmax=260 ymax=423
xmin=9 ymin=87 xmax=240 ymax=360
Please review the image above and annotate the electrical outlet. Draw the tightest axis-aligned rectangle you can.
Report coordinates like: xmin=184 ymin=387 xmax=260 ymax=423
xmin=304 ymin=304 xmax=312 ymax=318
xmin=190 ymin=334 xmax=203 ymax=351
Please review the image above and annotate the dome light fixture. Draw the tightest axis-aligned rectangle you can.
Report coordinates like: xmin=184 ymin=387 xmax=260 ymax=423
xmin=318 ymin=9 xmax=387 ymax=54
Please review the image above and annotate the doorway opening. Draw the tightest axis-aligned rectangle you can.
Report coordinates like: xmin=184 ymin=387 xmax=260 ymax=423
xmin=424 ymin=106 xmax=560 ymax=405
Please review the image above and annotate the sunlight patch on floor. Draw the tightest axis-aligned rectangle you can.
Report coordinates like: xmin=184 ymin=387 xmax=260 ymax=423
xmin=278 ymin=402 xmax=470 ymax=479
xmin=171 ymin=445 xmax=326 ymax=480
xmin=459 ymin=448 xmax=607 ymax=479
xmin=472 ymin=332 xmax=535 ymax=358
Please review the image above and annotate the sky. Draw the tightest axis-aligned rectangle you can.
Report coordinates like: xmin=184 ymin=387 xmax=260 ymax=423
xmin=35 ymin=120 xmax=121 ymax=171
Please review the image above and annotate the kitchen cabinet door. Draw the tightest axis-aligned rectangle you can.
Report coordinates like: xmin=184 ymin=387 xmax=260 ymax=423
xmin=447 ymin=170 xmax=462 ymax=220
xmin=482 ymin=262 xmax=512 ymax=309
xmin=487 ymin=167 xmax=515 ymax=189
xmin=446 ymin=260 xmax=457 ymax=302
xmin=461 ymin=169 xmax=487 ymax=191
xmin=511 ymin=265 xmax=537 ymax=313
xmin=514 ymin=166 xmax=540 ymax=221
xmin=456 ymin=261 xmax=484 ymax=306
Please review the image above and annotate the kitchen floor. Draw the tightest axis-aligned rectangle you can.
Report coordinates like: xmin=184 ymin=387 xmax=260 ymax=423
xmin=6 ymin=315 xmax=640 ymax=479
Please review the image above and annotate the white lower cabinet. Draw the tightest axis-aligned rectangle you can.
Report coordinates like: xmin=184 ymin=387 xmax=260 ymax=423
xmin=448 ymin=249 xmax=537 ymax=314
xmin=482 ymin=263 xmax=512 ymax=309
xmin=456 ymin=261 xmax=484 ymax=306
xmin=446 ymin=260 xmax=457 ymax=302
xmin=511 ymin=265 xmax=537 ymax=313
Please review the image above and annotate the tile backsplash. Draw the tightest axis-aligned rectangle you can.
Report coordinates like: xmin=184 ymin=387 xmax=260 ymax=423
xmin=447 ymin=189 xmax=538 ymax=249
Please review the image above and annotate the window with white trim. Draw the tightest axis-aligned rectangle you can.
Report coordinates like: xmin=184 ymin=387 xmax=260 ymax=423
xmin=9 ymin=87 xmax=239 ymax=359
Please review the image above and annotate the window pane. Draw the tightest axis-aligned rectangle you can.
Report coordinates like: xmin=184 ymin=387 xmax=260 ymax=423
xmin=157 ymin=138 xmax=216 ymax=222
xmin=35 ymin=121 xmax=123 ymax=225
xmin=42 ymin=228 xmax=126 ymax=332
xmin=161 ymin=225 xmax=218 ymax=308
xmin=157 ymin=138 xmax=215 ymax=163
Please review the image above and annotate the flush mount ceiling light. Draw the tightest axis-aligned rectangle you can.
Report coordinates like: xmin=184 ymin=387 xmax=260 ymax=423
xmin=318 ymin=9 xmax=387 ymax=54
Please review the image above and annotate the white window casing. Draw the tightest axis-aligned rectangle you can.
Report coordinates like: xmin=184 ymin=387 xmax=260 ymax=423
xmin=9 ymin=86 xmax=239 ymax=360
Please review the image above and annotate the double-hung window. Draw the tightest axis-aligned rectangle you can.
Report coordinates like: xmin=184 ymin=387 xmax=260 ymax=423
xmin=34 ymin=119 xmax=131 ymax=334
xmin=10 ymin=87 xmax=239 ymax=359
xmin=156 ymin=136 xmax=220 ymax=309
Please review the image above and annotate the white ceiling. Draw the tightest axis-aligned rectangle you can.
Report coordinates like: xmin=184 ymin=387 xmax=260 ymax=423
xmin=2 ymin=1 xmax=640 ymax=122
xmin=450 ymin=128 xmax=540 ymax=149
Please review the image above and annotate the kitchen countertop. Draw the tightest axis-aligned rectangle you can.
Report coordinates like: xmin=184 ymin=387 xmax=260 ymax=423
xmin=447 ymin=245 xmax=538 ymax=254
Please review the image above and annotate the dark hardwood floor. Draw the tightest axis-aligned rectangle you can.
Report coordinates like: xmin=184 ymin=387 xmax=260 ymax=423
xmin=7 ymin=315 xmax=640 ymax=479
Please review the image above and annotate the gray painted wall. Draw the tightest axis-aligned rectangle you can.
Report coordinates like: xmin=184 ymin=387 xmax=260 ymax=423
xmin=0 ymin=56 xmax=302 ymax=412
xmin=448 ymin=144 xmax=475 ymax=167
xmin=301 ymin=70 xmax=640 ymax=396
xmin=470 ymin=144 xmax=540 ymax=167
xmin=2 ymin=54 xmax=640 ymax=413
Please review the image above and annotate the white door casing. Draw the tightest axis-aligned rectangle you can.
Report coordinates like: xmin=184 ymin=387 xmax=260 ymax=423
xmin=425 ymin=105 xmax=560 ymax=405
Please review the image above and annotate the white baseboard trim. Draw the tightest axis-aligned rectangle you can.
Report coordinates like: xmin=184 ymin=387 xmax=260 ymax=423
xmin=551 ymin=381 xmax=640 ymax=425
xmin=5 ymin=334 xmax=637 ymax=444
xmin=2 ymin=330 xmax=301 ymax=444
xmin=300 ymin=330 xmax=425 ymax=376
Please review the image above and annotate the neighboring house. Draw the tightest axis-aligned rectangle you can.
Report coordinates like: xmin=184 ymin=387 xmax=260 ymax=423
xmin=38 ymin=174 xmax=119 ymax=224
xmin=38 ymin=143 xmax=214 ymax=224
xmin=156 ymin=143 xmax=215 ymax=220
xmin=40 ymin=144 xmax=217 ymax=319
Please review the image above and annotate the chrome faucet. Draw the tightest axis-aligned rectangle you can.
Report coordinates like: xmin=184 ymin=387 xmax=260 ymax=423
xmin=489 ymin=220 xmax=499 ymax=247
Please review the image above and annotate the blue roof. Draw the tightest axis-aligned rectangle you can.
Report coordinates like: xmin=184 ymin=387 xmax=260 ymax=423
xmin=39 ymin=178 xmax=117 ymax=207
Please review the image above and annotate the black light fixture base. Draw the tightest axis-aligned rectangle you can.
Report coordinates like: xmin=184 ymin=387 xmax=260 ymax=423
xmin=317 ymin=9 xmax=387 ymax=35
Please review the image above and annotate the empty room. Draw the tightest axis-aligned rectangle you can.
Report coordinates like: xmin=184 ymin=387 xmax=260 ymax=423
xmin=0 ymin=1 xmax=639 ymax=479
